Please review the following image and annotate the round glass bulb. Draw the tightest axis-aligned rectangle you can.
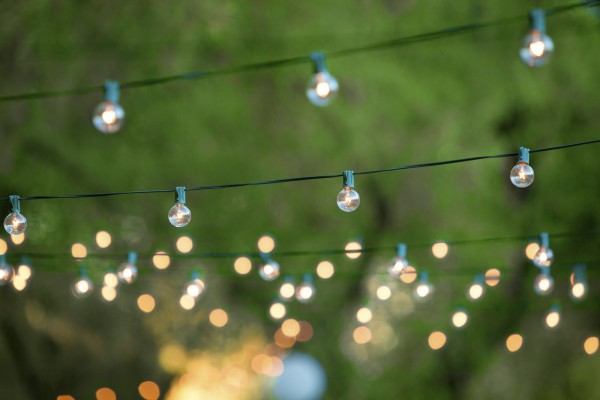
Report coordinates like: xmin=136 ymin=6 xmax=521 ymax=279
xmin=168 ymin=203 xmax=191 ymax=227
xmin=0 ymin=262 xmax=15 ymax=285
xmin=388 ymin=256 xmax=408 ymax=278
xmin=414 ymin=282 xmax=433 ymax=299
xmin=336 ymin=187 xmax=360 ymax=212
xmin=519 ymin=31 xmax=554 ymax=67
xmin=4 ymin=212 xmax=27 ymax=235
xmin=510 ymin=162 xmax=535 ymax=188
xmin=72 ymin=276 xmax=94 ymax=298
xmin=533 ymin=273 xmax=554 ymax=295
xmin=92 ymin=100 xmax=125 ymax=133
xmin=533 ymin=247 xmax=554 ymax=268
xmin=259 ymin=261 xmax=280 ymax=281
xmin=295 ymin=283 xmax=316 ymax=303
xmin=117 ymin=262 xmax=138 ymax=284
xmin=185 ymin=279 xmax=206 ymax=298
xmin=306 ymin=72 xmax=339 ymax=107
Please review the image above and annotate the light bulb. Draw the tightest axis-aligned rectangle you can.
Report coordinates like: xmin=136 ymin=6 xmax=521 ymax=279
xmin=533 ymin=246 xmax=554 ymax=268
xmin=545 ymin=310 xmax=560 ymax=328
xmin=570 ymin=264 xmax=588 ymax=301
xmin=117 ymin=252 xmax=138 ymax=284
xmin=451 ymin=309 xmax=469 ymax=329
xmin=414 ymin=273 xmax=433 ymax=300
xmin=510 ymin=147 xmax=534 ymax=188
xmin=184 ymin=277 xmax=206 ymax=298
xmin=571 ymin=282 xmax=588 ymax=300
xmin=0 ymin=259 xmax=15 ymax=285
xmin=103 ymin=271 xmax=119 ymax=288
xmin=4 ymin=195 xmax=27 ymax=235
xmin=356 ymin=307 xmax=372 ymax=323
xmin=337 ymin=171 xmax=360 ymax=212
xmin=279 ymin=278 xmax=296 ymax=301
xmin=533 ymin=269 xmax=554 ymax=295
xmin=468 ymin=283 xmax=485 ymax=301
xmin=519 ymin=10 xmax=554 ymax=67
xmin=306 ymin=52 xmax=339 ymax=107
xmin=93 ymin=80 xmax=125 ymax=134
xmin=389 ymin=243 xmax=409 ymax=277
xmin=259 ymin=260 xmax=280 ymax=281
xmin=168 ymin=187 xmax=191 ymax=227
xmin=72 ymin=275 xmax=94 ymax=298
xmin=295 ymin=275 xmax=316 ymax=303
xmin=269 ymin=301 xmax=287 ymax=320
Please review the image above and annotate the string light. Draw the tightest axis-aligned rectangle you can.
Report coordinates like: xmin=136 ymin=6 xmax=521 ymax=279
xmin=0 ymin=255 xmax=15 ymax=285
xmin=10 ymin=232 xmax=25 ymax=246
xmin=306 ymin=52 xmax=339 ymax=107
xmin=183 ymin=271 xmax=206 ymax=299
xmin=353 ymin=326 xmax=372 ymax=344
xmin=0 ymin=238 xmax=6 ymax=255
xmin=95 ymin=230 xmax=112 ymax=248
xmin=356 ymin=306 xmax=373 ymax=324
xmin=344 ymin=240 xmax=363 ymax=259
xmin=510 ymin=147 xmax=535 ymax=188
xmin=179 ymin=294 xmax=196 ymax=310
xmin=388 ymin=243 xmax=408 ymax=278
xmin=467 ymin=273 xmax=485 ymax=301
xmin=506 ymin=334 xmax=524 ymax=352
xmin=584 ymin=336 xmax=599 ymax=355
xmin=315 ymin=260 xmax=335 ymax=279
xmin=103 ymin=270 xmax=119 ymax=288
xmin=533 ymin=266 xmax=554 ymax=296
xmin=400 ymin=265 xmax=418 ymax=284
xmin=72 ymin=267 xmax=94 ymax=298
xmin=570 ymin=264 xmax=588 ymax=301
xmin=414 ymin=271 xmax=433 ymax=300
xmin=431 ymin=241 xmax=449 ymax=259
xmin=545 ymin=303 xmax=561 ymax=329
xmin=117 ymin=251 xmax=138 ymax=284
xmin=71 ymin=243 xmax=87 ymax=259
xmin=175 ymin=235 xmax=193 ymax=253
xmin=295 ymin=274 xmax=316 ymax=303
xmin=451 ymin=308 xmax=469 ymax=329
xmin=269 ymin=299 xmax=287 ymax=320
xmin=533 ymin=232 xmax=554 ymax=268
xmin=4 ymin=195 xmax=27 ymax=235
xmin=337 ymin=170 xmax=360 ymax=212
xmin=16 ymin=259 xmax=33 ymax=281
xmin=279 ymin=276 xmax=296 ymax=301
xmin=520 ymin=10 xmax=554 ymax=67
xmin=258 ymin=253 xmax=280 ymax=281
xmin=257 ymin=235 xmax=276 ymax=253
xmin=525 ymin=242 xmax=540 ymax=260
xmin=92 ymin=80 xmax=125 ymax=134
xmin=168 ymin=187 xmax=191 ymax=227
xmin=233 ymin=256 xmax=252 ymax=275
xmin=428 ymin=331 xmax=447 ymax=350
xmin=101 ymin=286 xmax=117 ymax=302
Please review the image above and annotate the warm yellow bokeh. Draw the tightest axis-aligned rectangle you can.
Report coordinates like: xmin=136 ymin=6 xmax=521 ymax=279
xmin=11 ymin=232 xmax=25 ymax=245
xmin=176 ymin=236 xmax=194 ymax=253
xmin=17 ymin=264 xmax=32 ymax=280
xmin=400 ymin=265 xmax=417 ymax=284
xmin=179 ymin=294 xmax=195 ymax=310
xmin=452 ymin=311 xmax=468 ymax=328
xmin=152 ymin=251 xmax=171 ymax=270
xmin=137 ymin=294 xmax=156 ymax=313
xmin=545 ymin=311 xmax=560 ymax=328
xmin=138 ymin=381 xmax=160 ymax=400
xmin=431 ymin=242 xmax=449 ymax=259
xmin=525 ymin=242 xmax=539 ymax=260
xmin=356 ymin=307 xmax=372 ymax=323
xmin=71 ymin=243 xmax=87 ymax=259
xmin=209 ymin=309 xmax=229 ymax=328
xmin=353 ymin=326 xmax=372 ymax=344
xmin=484 ymin=268 xmax=501 ymax=287
xmin=12 ymin=275 xmax=27 ymax=291
xmin=96 ymin=387 xmax=116 ymax=400
xmin=428 ymin=331 xmax=447 ymax=350
xmin=345 ymin=241 xmax=362 ymax=259
xmin=101 ymin=286 xmax=117 ymax=302
xmin=0 ymin=238 xmax=7 ymax=255
xmin=95 ymin=231 xmax=112 ymax=248
xmin=257 ymin=235 xmax=275 ymax=253
xmin=233 ymin=257 xmax=252 ymax=275
xmin=316 ymin=260 xmax=335 ymax=279
xmin=584 ymin=336 xmax=599 ymax=355
xmin=269 ymin=302 xmax=286 ymax=320
xmin=506 ymin=334 xmax=523 ymax=352
xmin=376 ymin=285 xmax=392 ymax=300
xmin=281 ymin=318 xmax=301 ymax=337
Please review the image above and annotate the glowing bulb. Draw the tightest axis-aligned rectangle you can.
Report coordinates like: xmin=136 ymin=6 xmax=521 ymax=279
xmin=95 ymin=230 xmax=112 ymax=248
xmin=184 ymin=277 xmax=206 ymax=298
xmin=468 ymin=283 xmax=485 ymax=301
xmin=72 ymin=274 xmax=94 ymax=298
xmin=295 ymin=275 xmax=315 ymax=303
xmin=520 ymin=30 xmax=554 ymax=67
xmin=545 ymin=310 xmax=560 ymax=328
xmin=93 ymin=81 xmax=125 ymax=133
xmin=570 ymin=264 xmax=588 ymax=301
xmin=306 ymin=52 xmax=339 ymax=106
xmin=451 ymin=309 xmax=469 ymax=329
xmin=337 ymin=187 xmax=360 ymax=212
xmin=356 ymin=307 xmax=373 ymax=323
xmin=0 ymin=258 xmax=15 ymax=285
xmin=279 ymin=278 xmax=296 ymax=301
xmin=414 ymin=282 xmax=433 ymax=300
xmin=533 ymin=246 xmax=554 ymax=268
xmin=571 ymin=282 xmax=587 ymax=300
xmin=117 ymin=252 xmax=138 ymax=284
xmin=269 ymin=301 xmax=287 ymax=320
xmin=257 ymin=235 xmax=276 ymax=253
xmin=533 ymin=268 xmax=554 ymax=295
xmin=525 ymin=242 xmax=539 ymax=260
xmin=388 ymin=257 xmax=408 ymax=278
xmin=179 ymin=294 xmax=196 ymax=310
xmin=376 ymin=285 xmax=392 ymax=301
xmin=259 ymin=260 xmax=280 ymax=281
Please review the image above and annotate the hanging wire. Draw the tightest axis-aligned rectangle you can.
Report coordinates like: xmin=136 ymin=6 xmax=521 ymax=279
xmin=0 ymin=0 xmax=598 ymax=103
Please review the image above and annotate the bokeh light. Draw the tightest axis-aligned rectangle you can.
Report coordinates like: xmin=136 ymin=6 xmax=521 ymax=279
xmin=95 ymin=387 xmax=116 ymax=400
xmin=269 ymin=302 xmax=287 ymax=320
xmin=353 ymin=326 xmax=372 ymax=344
xmin=506 ymin=334 xmax=523 ymax=352
xmin=297 ymin=321 xmax=314 ymax=342
xmin=356 ymin=307 xmax=373 ymax=323
xmin=17 ymin=264 xmax=32 ymax=280
xmin=95 ymin=231 xmax=112 ymax=248
xmin=316 ymin=260 xmax=335 ymax=279
xmin=484 ymin=268 xmax=501 ymax=286
xmin=101 ymin=286 xmax=117 ymax=302
xmin=0 ymin=238 xmax=7 ymax=255
xmin=233 ymin=257 xmax=252 ymax=275
xmin=281 ymin=319 xmax=301 ymax=337
xmin=152 ymin=251 xmax=170 ymax=270
xmin=179 ymin=294 xmax=195 ymax=310
xmin=545 ymin=311 xmax=560 ymax=328
xmin=428 ymin=331 xmax=447 ymax=350
xmin=400 ymin=265 xmax=417 ymax=283
xmin=257 ymin=235 xmax=275 ymax=253
xmin=376 ymin=285 xmax=392 ymax=300
xmin=525 ymin=242 xmax=539 ymax=260
xmin=209 ymin=309 xmax=228 ymax=328
xmin=137 ymin=294 xmax=156 ymax=313
xmin=11 ymin=232 xmax=25 ymax=245
xmin=279 ymin=281 xmax=296 ymax=300
xmin=57 ymin=396 xmax=75 ymax=400
xmin=345 ymin=241 xmax=362 ymax=259
xmin=584 ymin=336 xmax=599 ymax=355
xmin=176 ymin=236 xmax=194 ymax=253
xmin=138 ymin=381 xmax=160 ymax=400
xmin=431 ymin=242 xmax=449 ymax=259
xmin=451 ymin=310 xmax=468 ymax=329
xmin=103 ymin=272 xmax=119 ymax=288
xmin=71 ymin=243 xmax=87 ymax=259
xmin=12 ymin=275 xmax=27 ymax=291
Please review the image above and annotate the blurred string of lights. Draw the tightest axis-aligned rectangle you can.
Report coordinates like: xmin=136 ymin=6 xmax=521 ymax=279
xmin=0 ymin=2 xmax=598 ymax=134
xmin=2 ymin=139 xmax=600 ymax=235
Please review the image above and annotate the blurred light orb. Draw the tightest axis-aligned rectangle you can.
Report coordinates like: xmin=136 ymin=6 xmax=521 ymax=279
xmin=12 ymin=275 xmax=26 ymax=291
xmin=533 ymin=246 xmax=554 ymax=268
xmin=95 ymin=231 xmax=112 ymax=248
xmin=533 ymin=273 xmax=554 ymax=295
xmin=467 ymin=283 xmax=485 ymax=301
xmin=185 ymin=278 xmax=205 ymax=298
xmin=279 ymin=281 xmax=296 ymax=300
xmin=275 ymin=329 xmax=297 ymax=349
xmin=4 ymin=212 xmax=27 ymax=235
xmin=179 ymin=294 xmax=195 ymax=310
xmin=388 ymin=256 xmax=408 ymax=278
xmin=414 ymin=282 xmax=433 ymax=299
xmin=297 ymin=321 xmax=314 ymax=342
xmin=10 ymin=232 xmax=25 ymax=245
xmin=95 ymin=387 xmax=116 ymax=400
xmin=101 ymin=286 xmax=117 ymax=302
xmin=269 ymin=302 xmax=287 ymax=320
xmin=316 ymin=260 xmax=334 ymax=279
xmin=17 ymin=264 xmax=32 ymax=280
xmin=306 ymin=71 xmax=339 ymax=107
xmin=571 ymin=282 xmax=587 ymax=300
xmin=117 ymin=262 xmax=138 ymax=284
xmin=138 ymin=380 xmax=160 ymax=400
xmin=356 ymin=307 xmax=373 ymax=324
xmin=452 ymin=310 xmax=469 ymax=329
xmin=233 ymin=256 xmax=252 ymax=275
xmin=400 ymin=265 xmax=417 ymax=284
xmin=209 ymin=308 xmax=228 ymax=328
xmin=137 ymin=294 xmax=156 ymax=313
xmin=353 ymin=326 xmax=372 ymax=344
xmin=152 ymin=251 xmax=170 ymax=270
xmin=72 ymin=276 xmax=94 ymax=298
xmin=0 ymin=238 xmax=6 ymax=255
xmin=432 ymin=242 xmax=449 ymax=259
xmin=520 ymin=31 xmax=554 ymax=67
xmin=584 ymin=336 xmax=599 ymax=355
xmin=103 ymin=272 xmax=119 ymax=288
xmin=336 ymin=187 xmax=360 ymax=212
xmin=258 ymin=235 xmax=276 ymax=253
xmin=506 ymin=334 xmax=524 ymax=352
xmin=175 ymin=236 xmax=193 ymax=253
xmin=71 ymin=243 xmax=87 ymax=259
xmin=525 ymin=242 xmax=540 ymax=260
xmin=510 ymin=162 xmax=535 ymax=188
xmin=428 ymin=331 xmax=447 ymax=350
xmin=376 ymin=285 xmax=392 ymax=301
xmin=485 ymin=268 xmax=501 ymax=287
xmin=93 ymin=100 xmax=125 ymax=133
xmin=273 ymin=352 xmax=327 ymax=400
xmin=282 ymin=318 xmax=301 ymax=337
xmin=168 ymin=203 xmax=191 ymax=227
xmin=545 ymin=311 xmax=560 ymax=328
xmin=0 ymin=262 xmax=15 ymax=285
xmin=344 ymin=241 xmax=362 ymax=259
xmin=295 ymin=282 xmax=316 ymax=303
xmin=259 ymin=261 xmax=280 ymax=281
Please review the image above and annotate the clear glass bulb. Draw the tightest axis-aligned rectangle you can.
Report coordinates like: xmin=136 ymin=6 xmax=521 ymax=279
xmin=533 ymin=273 xmax=554 ymax=295
xmin=414 ymin=282 xmax=433 ymax=300
xmin=388 ymin=256 xmax=408 ymax=278
xmin=185 ymin=279 xmax=205 ymax=298
xmin=510 ymin=161 xmax=535 ymax=188
xmin=72 ymin=276 xmax=94 ymax=298
xmin=4 ymin=212 xmax=27 ymax=235
xmin=168 ymin=202 xmax=191 ymax=227
xmin=336 ymin=187 xmax=360 ymax=212
xmin=533 ymin=246 xmax=554 ymax=268
xmin=117 ymin=262 xmax=138 ymax=284
xmin=0 ymin=262 xmax=15 ymax=285
xmin=92 ymin=100 xmax=125 ymax=134
xmin=306 ymin=72 xmax=339 ymax=107
xmin=259 ymin=261 xmax=280 ymax=281
xmin=519 ymin=30 xmax=554 ymax=67
xmin=295 ymin=282 xmax=316 ymax=303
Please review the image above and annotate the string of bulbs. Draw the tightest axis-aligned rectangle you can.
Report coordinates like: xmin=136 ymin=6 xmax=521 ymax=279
xmin=0 ymin=1 xmax=597 ymax=134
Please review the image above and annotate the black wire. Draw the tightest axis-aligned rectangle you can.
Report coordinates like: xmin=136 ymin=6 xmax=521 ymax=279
xmin=0 ymin=0 xmax=597 ymax=102
xmin=8 ymin=138 xmax=600 ymax=201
